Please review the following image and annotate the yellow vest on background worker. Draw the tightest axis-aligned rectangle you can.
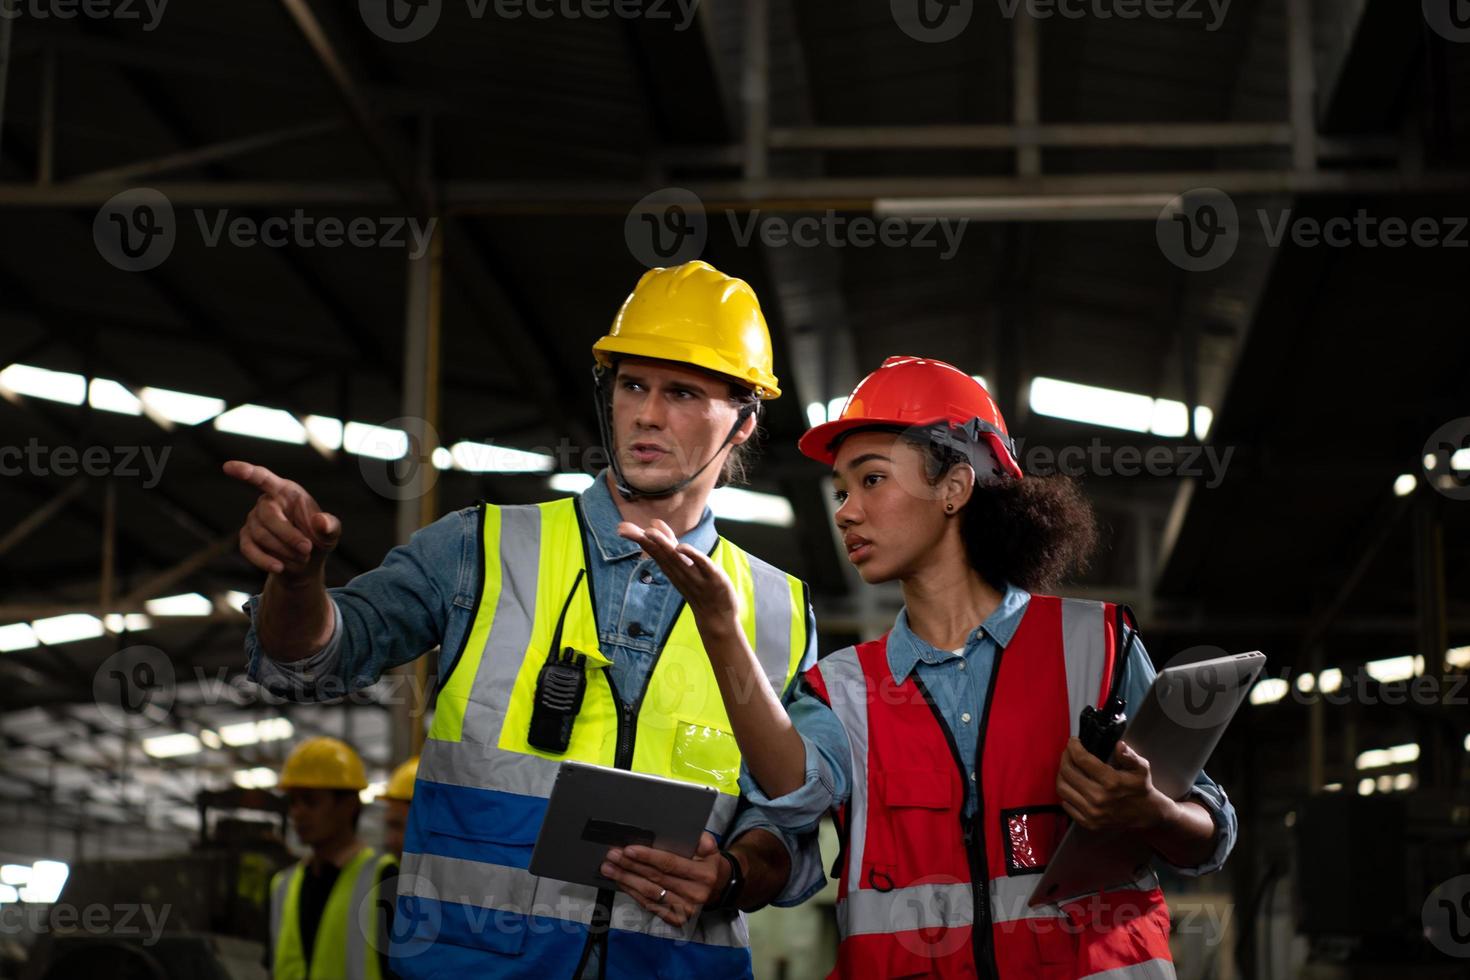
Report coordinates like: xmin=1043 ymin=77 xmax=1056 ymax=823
xmin=270 ymin=845 xmax=397 ymax=980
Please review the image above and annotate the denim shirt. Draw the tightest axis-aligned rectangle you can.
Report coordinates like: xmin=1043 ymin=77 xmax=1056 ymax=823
xmin=244 ymin=472 xmax=822 ymax=912
xmin=743 ymin=582 xmax=1239 ymax=902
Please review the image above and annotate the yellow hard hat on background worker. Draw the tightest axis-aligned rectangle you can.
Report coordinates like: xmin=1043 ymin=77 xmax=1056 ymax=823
xmin=277 ymin=736 xmax=368 ymax=790
xmin=382 ymin=756 xmax=419 ymax=860
xmin=591 ymin=260 xmax=781 ymax=499
xmin=384 ymin=755 xmax=419 ymax=801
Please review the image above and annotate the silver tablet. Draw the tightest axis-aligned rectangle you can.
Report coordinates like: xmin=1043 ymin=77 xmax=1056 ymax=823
xmin=1028 ymin=650 xmax=1266 ymax=907
xmin=529 ymin=761 xmax=719 ymax=891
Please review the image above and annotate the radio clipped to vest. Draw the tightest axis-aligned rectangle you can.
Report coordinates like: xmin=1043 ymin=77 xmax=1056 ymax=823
xmin=528 ymin=568 xmax=592 ymax=755
xmin=1078 ymin=603 xmax=1138 ymax=763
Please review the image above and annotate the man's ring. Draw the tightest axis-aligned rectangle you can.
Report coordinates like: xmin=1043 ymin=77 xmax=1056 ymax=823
xmin=657 ymin=888 xmax=668 ymax=903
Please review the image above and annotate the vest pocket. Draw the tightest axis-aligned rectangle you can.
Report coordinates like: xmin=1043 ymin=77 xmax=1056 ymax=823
xmin=670 ymin=720 xmax=742 ymax=794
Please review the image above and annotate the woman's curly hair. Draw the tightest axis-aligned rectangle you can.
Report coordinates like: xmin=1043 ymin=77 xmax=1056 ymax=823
xmin=911 ymin=436 xmax=1099 ymax=593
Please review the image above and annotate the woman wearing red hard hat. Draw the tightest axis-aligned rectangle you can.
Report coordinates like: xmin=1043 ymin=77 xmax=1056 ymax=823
xmin=619 ymin=356 xmax=1237 ymax=979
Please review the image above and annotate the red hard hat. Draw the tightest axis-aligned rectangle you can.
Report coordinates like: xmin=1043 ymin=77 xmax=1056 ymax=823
xmin=798 ymin=355 xmax=1023 ymax=480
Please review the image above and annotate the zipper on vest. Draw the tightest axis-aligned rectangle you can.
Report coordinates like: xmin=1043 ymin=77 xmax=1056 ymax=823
xmin=912 ymin=658 xmax=1005 ymax=980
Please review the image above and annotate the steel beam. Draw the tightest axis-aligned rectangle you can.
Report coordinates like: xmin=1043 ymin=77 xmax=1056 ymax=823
xmin=68 ymin=118 xmax=345 ymax=184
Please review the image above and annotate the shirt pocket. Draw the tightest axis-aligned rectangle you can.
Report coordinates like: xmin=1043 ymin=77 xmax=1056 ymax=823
xmin=670 ymin=720 xmax=742 ymax=795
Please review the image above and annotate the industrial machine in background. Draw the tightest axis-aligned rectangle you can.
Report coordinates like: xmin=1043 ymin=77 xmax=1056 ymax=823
xmin=15 ymin=788 xmax=293 ymax=980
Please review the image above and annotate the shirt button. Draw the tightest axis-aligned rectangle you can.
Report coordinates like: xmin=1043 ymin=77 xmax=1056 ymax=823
xmin=961 ymin=712 xmax=972 ymax=724
xmin=628 ymin=622 xmax=646 ymax=638
xmin=639 ymin=570 xmax=654 ymax=585
xmin=958 ymin=662 xmax=967 ymax=671
xmin=969 ymin=771 xmax=976 ymax=782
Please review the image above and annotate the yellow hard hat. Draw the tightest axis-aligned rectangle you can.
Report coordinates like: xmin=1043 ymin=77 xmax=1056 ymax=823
xmin=383 ymin=756 xmax=419 ymax=802
xmin=593 ymin=260 xmax=782 ymax=400
xmin=278 ymin=736 xmax=368 ymax=791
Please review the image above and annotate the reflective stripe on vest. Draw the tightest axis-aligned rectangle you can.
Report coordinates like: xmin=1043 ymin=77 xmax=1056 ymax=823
xmin=397 ymin=496 xmax=806 ymax=977
xmin=270 ymin=846 xmax=396 ymax=980
xmin=811 ymin=595 xmax=1175 ymax=979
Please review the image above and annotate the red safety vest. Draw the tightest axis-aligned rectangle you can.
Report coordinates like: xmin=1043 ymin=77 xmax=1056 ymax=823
xmin=806 ymin=595 xmax=1175 ymax=979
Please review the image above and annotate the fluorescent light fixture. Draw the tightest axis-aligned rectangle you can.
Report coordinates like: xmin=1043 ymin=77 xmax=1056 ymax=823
xmin=200 ymin=729 xmax=222 ymax=750
xmin=1295 ymin=672 xmax=1315 ymax=693
xmin=1355 ymin=742 xmax=1419 ymax=769
xmin=874 ymin=194 xmax=1175 ymax=222
xmin=303 ymin=415 xmax=343 ymax=451
xmin=0 ymin=865 xmax=29 ymax=886
xmin=0 ymin=364 xmax=86 ymax=405
xmin=0 ymin=884 xmax=16 ymax=904
xmin=1393 ymin=772 xmax=1413 ymax=791
xmin=1029 ymin=376 xmax=1214 ymax=440
xmin=1149 ymin=399 xmax=1190 ymax=438
xmin=103 ymin=613 xmax=152 ymax=633
xmin=221 ymin=591 xmax=252 ymax=614
xmin=23 ymin=861 xmax=67 ymax=904
xmin=30 ymin=613 xmax=104 ymax=645
xmin=214 ymin=404 xmax=307 ymax=444
xmin=0 ymin=622 xmax=38 ymax=652
xmin=1455 ymin=449 xmax=1470 ymax=471
xmin=1448 ymin=646 xmax=1470 ymax=669
xmin=1357 ymin=777 xmax=1374 ymax=796
xmin=450 ymin=441 xmax=555 ymax=473
xmin=1318 ymin=668 xmax=1343 ymax=693
xmin=1322 ymin=782 xmax=1342 ymax=793
xmin=1365 ymin=655 xmax=1422 ymax=683
xmin=805 ymin=402 xmax=825 ymax=428
xmin=233 ymin=767 xmax=278 ymax=789
xmin=549 ymin=473 xmax=596 ymax=494
xmin=1393 ymin=474 xmax=1417 ymax=497
xmin=827 ymin=396 xmax=846 ymax=422
xmin=143 ymin=732 xmax=203 ymax=759
xmin=1464 ymin=733 xmax=1470 ymax=752
xmin=431 ymin=446 xmax=453 ymax=470
xmin=141 ymin=387 xmax=224 ymax=425
xmin=220 ymin=717 xmax=294 ymax=747
xmin=710 ymin=487 xmax=796 ymax=527
xmin=1248 ymin=678 xmax=1288 ymax=705
xmin=144 ymin=593 xmax=212 ymax=617
xmin=1030 ymin=377 xmax=1155 ymax=434
xmin=361 ymin=780 xmax=388 ymax=804
xmin=344 ymin=422 xmax=409 ymax=460
xmin=1376 ymin=774 xmax=1393 ymax=792
xmin=88 ymin=378 xmax=142 ymax=415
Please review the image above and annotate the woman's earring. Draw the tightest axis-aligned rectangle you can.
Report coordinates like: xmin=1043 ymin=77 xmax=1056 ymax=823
xmin=945 ymin=503 xmax=955 ymax=513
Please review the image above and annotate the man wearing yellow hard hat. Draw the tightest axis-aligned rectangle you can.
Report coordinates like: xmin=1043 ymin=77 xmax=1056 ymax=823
xmin=380 ymin=756 xmax=417 ymax=860
xmin=268 ymin=736 xmax=398 ymax=979
xmin=229 ymin=261 xmax=820 ymax=979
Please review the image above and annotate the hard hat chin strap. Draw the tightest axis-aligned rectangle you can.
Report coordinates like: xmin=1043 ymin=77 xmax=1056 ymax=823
xmin=592 ymin=366 xmax=759 ymax=502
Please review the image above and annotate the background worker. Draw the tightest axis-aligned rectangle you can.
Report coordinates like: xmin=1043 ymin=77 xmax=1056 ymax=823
xmin=268 ymin=736 xmax=398 ymax=980
xmin=380 ymin=756 xmax=417 ymax=861
xmin=229 ymin=260 xmax=822 ymax=979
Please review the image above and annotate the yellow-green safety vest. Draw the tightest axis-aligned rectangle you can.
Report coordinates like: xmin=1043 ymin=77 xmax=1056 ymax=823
xmin=270 ymin=845 xmax=397 ymax=980
xmin=394 ymin=496 xmax=809 ymax=979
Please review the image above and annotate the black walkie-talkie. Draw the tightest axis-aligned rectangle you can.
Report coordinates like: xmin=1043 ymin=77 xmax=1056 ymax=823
xmin=528 ymin=569 xmax=590 ymax=755
xmin=1078 ymin=604 xmax=1138 ymax=763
